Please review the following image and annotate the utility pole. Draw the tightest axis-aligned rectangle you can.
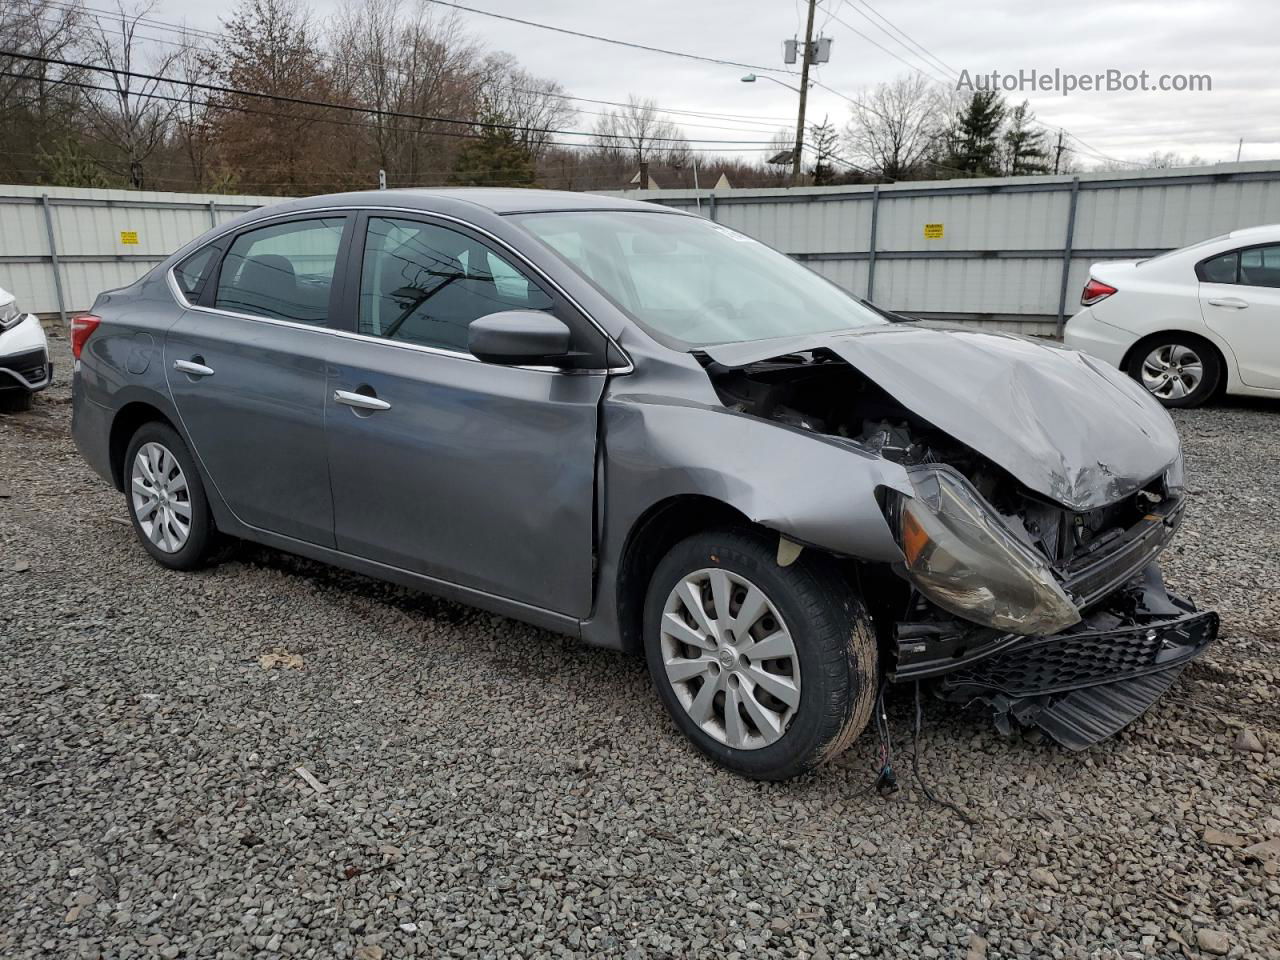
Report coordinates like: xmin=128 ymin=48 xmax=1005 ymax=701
xmin=1053 ymin=129 xmax=1065 ymax=175
xmin=638 ymin=159 xmax=650 ymax=191
xmin=1236 ymin=138 xmax=1244 ymax=163
xmin=791 ymin=0 xmax=817 ymax=186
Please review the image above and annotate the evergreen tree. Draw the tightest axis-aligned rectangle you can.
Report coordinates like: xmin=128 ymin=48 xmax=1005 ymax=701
xmin=809 ymin=116 xmax=839 ymax=185
xmin=1003 ymin=101 xmax=1050 ymax=175
xmin=945 ymin=90 xmax=1006 ymax=176
xmin=450 ymin=124 xmax=536 ymax=187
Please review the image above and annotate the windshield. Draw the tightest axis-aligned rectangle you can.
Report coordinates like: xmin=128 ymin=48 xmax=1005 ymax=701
xmin=511 ymin=210 xmax=887 ymax=346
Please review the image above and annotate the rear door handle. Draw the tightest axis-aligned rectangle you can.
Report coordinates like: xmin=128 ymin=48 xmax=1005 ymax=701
xmin=173 ymin=358 xmax=215 ymax=377
xmin=334 ymin=389 xmax=391 ymax=412
xmin=1207 ymin=297 xmax=1249 ymax=309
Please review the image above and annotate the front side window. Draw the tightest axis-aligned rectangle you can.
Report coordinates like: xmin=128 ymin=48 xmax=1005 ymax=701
xmin=173 ymin=245 xmax=218 ymax=303
xmin=358 ymin=216 xmax=553 ymax=352
xmin=512 ymin=210 xmax=888 ymax=347
xmin=1239 ymin=245 xmax=1280 ymax=288
xmin=214 ymin=218 xmax=346 ymax=324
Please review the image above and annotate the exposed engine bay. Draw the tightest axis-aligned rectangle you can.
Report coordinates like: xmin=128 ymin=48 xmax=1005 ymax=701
xmin=701 ymin=346 xmax=1210 ymax=749
xmin=704 ymin=347 xmax=1179 ymax=569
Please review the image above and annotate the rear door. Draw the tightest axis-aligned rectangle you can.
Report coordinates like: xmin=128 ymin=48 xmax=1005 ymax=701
xmin=166 ymin=215 xmax=352 ymax=545
xmin=324 ymin=212 xmax=609 ymax=617
xmin=1199 ymin=244 xmax=1280 ymax=389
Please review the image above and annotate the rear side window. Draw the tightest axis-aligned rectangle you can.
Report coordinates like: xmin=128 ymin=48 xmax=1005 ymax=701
xmin=173 ymin=245 xmax=218 ymax=303
xmin=214 ymin=218 xmax=346 ymax=324
xmin=1197 ymin=251 xmax=1238 ymax=284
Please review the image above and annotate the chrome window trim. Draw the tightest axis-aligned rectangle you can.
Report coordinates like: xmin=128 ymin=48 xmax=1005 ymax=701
xmin=165 ymin=204 xmax=634 ymax=375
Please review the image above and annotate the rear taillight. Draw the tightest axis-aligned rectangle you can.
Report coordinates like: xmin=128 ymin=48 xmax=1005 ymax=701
xmin=1080 ymin=279 xmax=1117 ymax=306
xmin=69 ymin=314 xmax=101 ymax=359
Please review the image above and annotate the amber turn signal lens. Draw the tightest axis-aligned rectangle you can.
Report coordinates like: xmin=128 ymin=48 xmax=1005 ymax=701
xmin=901 ymin=508 xmax=930 ymax=566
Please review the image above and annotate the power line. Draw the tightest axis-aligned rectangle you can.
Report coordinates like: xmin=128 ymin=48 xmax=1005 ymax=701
xmin=846 ymin=0 xmax=959 ymax=79
xmin=821 ymin=7 xmax=953 ymax=87
xmin=36 ymin=0 xmax=798 ymax=129
xmin=424 ymin=1 xmax=797 ymax=75
xmin=0 ymin=67 xmax=783 ymax=163
xmin=1 ymin=50 xmax=782 ymax=148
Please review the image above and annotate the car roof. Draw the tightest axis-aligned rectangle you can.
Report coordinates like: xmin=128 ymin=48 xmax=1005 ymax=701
xmin=1227 ymin=223 xmax=1280 ymax=241
xmin=254 ymin=188 xmax=681 ymax=217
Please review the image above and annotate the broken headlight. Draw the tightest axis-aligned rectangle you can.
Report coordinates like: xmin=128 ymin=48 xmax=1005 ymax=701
xmin=890 ymin=465 xmax=1081 ymax=636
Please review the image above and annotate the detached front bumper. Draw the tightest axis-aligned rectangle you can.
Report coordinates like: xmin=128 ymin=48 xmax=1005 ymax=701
xmin=892 ymin=565 xmax=1217 ymax=749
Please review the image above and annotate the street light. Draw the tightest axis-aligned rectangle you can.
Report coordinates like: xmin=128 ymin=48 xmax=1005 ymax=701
xmin=741 ymin=73 xmax=813 ymax=183
xmin=740 ymin=73 xmax=803 ymax=95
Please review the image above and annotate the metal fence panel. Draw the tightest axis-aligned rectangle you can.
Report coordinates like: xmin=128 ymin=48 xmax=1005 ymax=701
xmin=0 ymin=185 xmax=276 ymax=318
xmin=7 ymin=163 xmax=1280 ymax=331
xmin=607 ymin=161 xmax=1280 ymax=332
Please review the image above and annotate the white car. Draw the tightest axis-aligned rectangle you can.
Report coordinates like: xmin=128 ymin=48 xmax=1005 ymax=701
xmin=1065 ymin=224 xmax=1280 ymax=407
xmin=0 ymin=286 xmax=52 ymax=412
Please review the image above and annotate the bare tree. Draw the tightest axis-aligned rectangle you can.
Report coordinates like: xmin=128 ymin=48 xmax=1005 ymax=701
xmin=81 ymin=0 xmax=183 ymax=189
xmin=0 ymin=0 xmax=89 ymax=180
xmin=330 ymin=0 xmax=483 ymax=185
xmin=169 ymin=32 xmax=216 ymax=187
xmin=593 ymin=95 xmax=688 ymax=167
xmin=843 ymin=73 xmax=944 ymax=180
xmin=475 ymin=53 xmax=576 ymax=159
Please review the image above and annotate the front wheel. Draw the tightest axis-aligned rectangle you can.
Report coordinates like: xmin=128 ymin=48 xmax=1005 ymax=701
xmin=643 ymin=528 xmax=878 ymax=780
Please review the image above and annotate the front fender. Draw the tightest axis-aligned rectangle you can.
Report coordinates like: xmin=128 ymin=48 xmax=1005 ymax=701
xmin=579 ymin=394 xmax=911 ymax=651
xmin=604 ymin=395 xmax=910 ymax=563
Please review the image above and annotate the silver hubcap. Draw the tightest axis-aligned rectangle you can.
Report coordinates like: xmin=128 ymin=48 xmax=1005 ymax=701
xmin=130 ymin=442 xmax=192 ymax=553
xmin=1141 ymin=344 xmax=1203 ymax=400
xmin=659 ymin=568 xmax=801 ymax=750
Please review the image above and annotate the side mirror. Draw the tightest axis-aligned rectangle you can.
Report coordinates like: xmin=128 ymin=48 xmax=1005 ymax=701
xmin=468 ymin=310 xmax=572 ymax=366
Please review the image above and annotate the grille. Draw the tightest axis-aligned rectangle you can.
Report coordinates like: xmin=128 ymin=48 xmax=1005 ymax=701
xmin=942 ymin=610 xmax=1217 ymax=697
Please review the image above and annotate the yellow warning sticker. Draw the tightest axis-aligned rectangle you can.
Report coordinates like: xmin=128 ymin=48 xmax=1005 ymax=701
xmin=119 ymin=230 xmax=139 ymax=244
xmin=923 ymin=223 xmax=944 ymax=239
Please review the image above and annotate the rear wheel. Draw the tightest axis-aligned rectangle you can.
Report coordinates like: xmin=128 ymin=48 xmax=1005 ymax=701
xmin=643 ymin=528 xmax=878 ymax=780
xmin=124 ymin=422 xmax=216 ymax=570
xmin=1126 ymin=335 xmax=1220 ymax=408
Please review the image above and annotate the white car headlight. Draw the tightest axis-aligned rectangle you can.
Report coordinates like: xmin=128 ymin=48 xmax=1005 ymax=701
xmin=891 ymin=465 xmax=1081 ymax=636
xmin=0 ymin=301 xmax=21 ymax=331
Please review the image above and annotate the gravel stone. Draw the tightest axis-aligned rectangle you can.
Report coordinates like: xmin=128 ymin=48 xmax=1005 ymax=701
xmin=1234 ymin=728 xmax=1265 ymax=752
xmin=1196 ymin=929 xmax=1231 ymax=955
xmin=3 ymin=338 xmax=1280 ymax=958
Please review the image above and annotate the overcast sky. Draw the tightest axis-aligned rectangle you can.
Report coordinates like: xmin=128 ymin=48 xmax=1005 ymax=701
xmin=152 ymin=0 xmax=1278 ymax=168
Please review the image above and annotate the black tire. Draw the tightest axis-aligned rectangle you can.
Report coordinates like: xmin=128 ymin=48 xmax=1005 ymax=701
xmin=123 ymin=421 xmax=216 ymax=571
xmin=1125 ymin=334 xmax=1221 ymax=408
xmin=0 ymin=390 xmax=33 ymax=413
xmin=642 ymin=528 xmax=878 ymax=781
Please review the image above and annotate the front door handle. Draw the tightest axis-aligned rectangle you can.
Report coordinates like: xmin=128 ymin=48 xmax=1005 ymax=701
xmin=173 ymin=358 xmax=215 ymax=377
xmin=1207 ymin=296 xmax=1249 ymax=309
xmin=334 ymin=389 xmax=391 ymax=412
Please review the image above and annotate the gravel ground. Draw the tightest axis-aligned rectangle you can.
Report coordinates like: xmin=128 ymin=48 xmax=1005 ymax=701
xmin=2 ymin=334 xmax=1278 ymax=960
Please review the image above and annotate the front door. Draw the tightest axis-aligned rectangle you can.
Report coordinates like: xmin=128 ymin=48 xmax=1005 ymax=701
xmin=324 ymin=214 xmax=607 ymax=618
xmin=166 ymin=215 xmax=351 ymax=546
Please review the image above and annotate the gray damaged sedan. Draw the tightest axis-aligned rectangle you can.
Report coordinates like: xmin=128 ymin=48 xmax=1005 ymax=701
xmin=71 ymin=189 xmax=1217 ymax=780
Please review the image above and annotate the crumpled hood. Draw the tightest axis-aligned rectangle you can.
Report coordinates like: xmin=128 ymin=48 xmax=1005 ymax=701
xmin=703 ymin=324 xmax=1181 ymax=511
